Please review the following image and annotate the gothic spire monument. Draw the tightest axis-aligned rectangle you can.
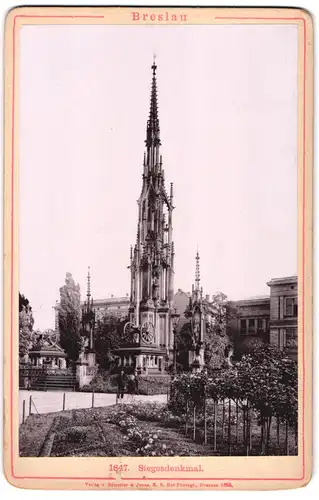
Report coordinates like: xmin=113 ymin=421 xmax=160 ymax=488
xmin=187 ymin=250 xmax=206 ymax=371
xmin=118 ymin=60 xmax=175 ymax=375
xmin=81 ymin=266 xmax=95 ymax=355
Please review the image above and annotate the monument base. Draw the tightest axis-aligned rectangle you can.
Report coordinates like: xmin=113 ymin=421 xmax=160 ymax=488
xmin=76 ymin=350 xmax=98 ymax=388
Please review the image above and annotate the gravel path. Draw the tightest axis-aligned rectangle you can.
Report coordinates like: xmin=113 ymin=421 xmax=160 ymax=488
xmin=19 ymin=390 xmax=168 ymax=424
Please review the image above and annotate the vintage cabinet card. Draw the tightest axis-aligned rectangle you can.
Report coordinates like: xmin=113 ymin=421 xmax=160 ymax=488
xmin=3 ymin=5 xmax=313 ymax=491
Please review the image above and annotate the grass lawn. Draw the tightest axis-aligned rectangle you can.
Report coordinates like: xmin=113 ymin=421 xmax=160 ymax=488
xmin=19 ymin=413 xmax=56 ymax=457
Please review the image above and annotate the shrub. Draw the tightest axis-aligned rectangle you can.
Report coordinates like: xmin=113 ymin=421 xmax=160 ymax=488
xmin=104 ymin=406 xmax=176 ymax=456
xmin=117 ymin=401 xmax=184 ymax=429
xmin=63 ymin=427 xmax=87 ymax=444
xmin=82 ymin=372 xmax=171 ymax=395
xmin=80 ymin=371 xmax=118 ymax=393
xmin=125 ymin=402 xmax=166 ymax=421
xmin=136 ymin=376 xmax=170 ymax=395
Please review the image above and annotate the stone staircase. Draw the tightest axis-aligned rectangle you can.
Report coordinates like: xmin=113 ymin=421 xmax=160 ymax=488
xmin=19 ymin=368 xmax=76 ymax=391
xmin=33 ymin=373 xmax=76 ymax=391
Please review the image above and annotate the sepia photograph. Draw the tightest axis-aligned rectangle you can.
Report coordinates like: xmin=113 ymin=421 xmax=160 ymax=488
xmin=17 ymin=21 xmax=299 ymax=460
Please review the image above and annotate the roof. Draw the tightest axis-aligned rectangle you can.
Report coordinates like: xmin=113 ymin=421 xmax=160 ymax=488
xmin=235 ymin=295 xmax=270 ymax=306
xmin=82 ymin=297 xmax=130 ymax=307
xmin=174 ymin=289 xmax=191 ymax=298
xmin=55 ymin=296 xmax=131 ymax=309
xmin=267 ymin=275 xmax=297 ymax=286
xmin=29 ymin=345 xmax=67 ymax=357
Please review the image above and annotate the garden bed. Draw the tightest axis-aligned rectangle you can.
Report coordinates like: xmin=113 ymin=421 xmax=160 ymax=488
xmin=19 ymin=403 xmax=214 ymax=457
xmin=19 ymin=400 xmax=297 ymax=457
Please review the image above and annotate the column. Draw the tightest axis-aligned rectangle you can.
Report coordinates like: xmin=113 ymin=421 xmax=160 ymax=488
xmin=154 ymin=310 xmax=159 ymax=346
xmin=135 ymin=269 xmax=140 ymax=327
xmin=283 ymin=329 xmax=287 ymax=348
xmin=279 ymin=328 xmax=284 ymax=349
xmin=136 ymin=354 xmax=143 ymax=369
xmin=279 ymin=297 xmax=284 ymax=319
xmin=160 ymin=269 xmax=164 ymax=301
xmin=165 ymin=268 xmax=169 ymax=302
xmin=165 ymin=314 xmax=169 ymax=348
xmin=200 ymin=313 xmax=204 ymax=342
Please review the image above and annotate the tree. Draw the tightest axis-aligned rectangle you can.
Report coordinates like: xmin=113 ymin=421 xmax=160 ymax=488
xmin=19 ymin=293 xmax=34 ymax=359
xmin=233 ymin=343 xmax=298 ymax=453
xmin=175 ymin=321 xmax=193 ymax=371
xmin=204 ymin=292 xmax=232 ymax=370
xmin=58 ymin=273 xmax=82 ymax=363
xmin=95 ymin=312 xmax=128 ymax=369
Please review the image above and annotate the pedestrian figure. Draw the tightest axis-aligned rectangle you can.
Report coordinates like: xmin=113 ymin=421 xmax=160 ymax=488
xmin=127 ymin=373 xmax=137 ymax=402
xmin=134 ymin=371 xmax=139 ymax=395
xmin=117 ymin=369 xmax=126 ymax=402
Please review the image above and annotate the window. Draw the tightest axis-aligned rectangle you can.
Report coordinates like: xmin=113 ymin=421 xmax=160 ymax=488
xmin=257 ymin=318 xmax=264 ymax=332
xmin=248 ymin=318 xmax=255 ymax=332
xmin=240 ymin=319 xmax=246 ymax=335
xmin=285 ymin=297 xmax=298 ymax=317
xmin=285 ymin=328 xmax=298 ymax=349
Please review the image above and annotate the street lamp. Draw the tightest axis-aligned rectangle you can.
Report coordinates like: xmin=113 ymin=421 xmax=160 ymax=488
xmin=171 ymin=308 xmax=180 ymax=373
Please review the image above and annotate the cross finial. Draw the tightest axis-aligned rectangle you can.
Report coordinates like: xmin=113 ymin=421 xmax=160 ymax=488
xmin=152 ymin=53 xmax=157 ymax=75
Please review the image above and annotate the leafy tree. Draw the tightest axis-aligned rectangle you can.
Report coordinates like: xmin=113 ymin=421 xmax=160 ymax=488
xmin=95 ymin=312 xmax=128 ymax=369
xmin=175 ymin=321 xmax=192 ymax=371
xmin=232 ymin=343 xmax=298 ymax=453
xmin=170 ymin=342 xmax=297 ymax=455
xmin=19 ymin=293 xmax=35 ymax=359
xmin=204 ymin=292 xmax=232 ymax=370
xmin=58 ymin=273 xmax=82 ymax=363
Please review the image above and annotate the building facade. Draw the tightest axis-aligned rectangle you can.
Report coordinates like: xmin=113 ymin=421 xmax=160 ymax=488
xmin=85 ymin=296 xmax=130 ymax=321
xmin=54 ymin=288 xmax=130 ymax=334
xmin=230 ymin=296 xmax=270 ymax=356
xmin=230 ymin=275 xmax=298 ymax=360
xmin=267 ymin=276 xmax=298 ymax=360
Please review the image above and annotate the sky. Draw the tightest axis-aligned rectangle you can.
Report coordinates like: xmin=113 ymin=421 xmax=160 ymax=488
xmin=19 ymin=24 xmax=298 ymax=330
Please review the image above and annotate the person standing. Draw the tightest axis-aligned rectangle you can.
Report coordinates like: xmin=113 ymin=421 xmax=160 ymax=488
xmin=127 ymin=373 xmax=137 ymax=402
xmin=134 ymin=371 xmax=139 ymax=395
xmin=117 ymin=369 xmax=126 ymax=403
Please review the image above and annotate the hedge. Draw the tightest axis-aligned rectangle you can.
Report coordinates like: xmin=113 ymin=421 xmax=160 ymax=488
xmin=81 ymin=371 xmax=170 ymax=395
